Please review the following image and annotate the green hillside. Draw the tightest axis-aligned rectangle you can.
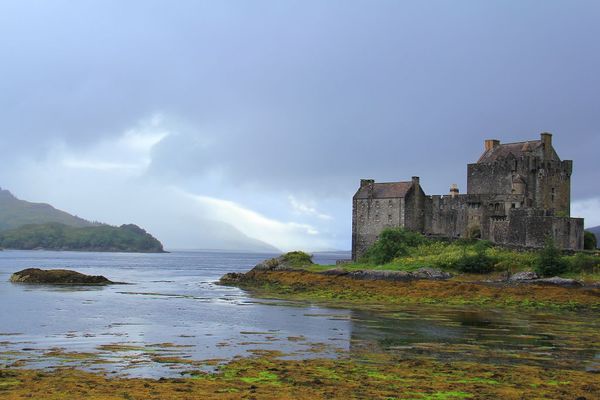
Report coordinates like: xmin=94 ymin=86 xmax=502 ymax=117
xmin=0 ymin=222 xmax=164 ymax=253
xmin=0 ymin=188 xmax=94 ymax=231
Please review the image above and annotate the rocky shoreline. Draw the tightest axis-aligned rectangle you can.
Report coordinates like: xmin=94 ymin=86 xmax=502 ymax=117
xmin=220 ymin=254 xmax=600 ymax=310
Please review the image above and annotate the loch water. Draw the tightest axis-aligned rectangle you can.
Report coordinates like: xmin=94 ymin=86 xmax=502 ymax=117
xmin=0 ymin=250 xmax=598 ymax=378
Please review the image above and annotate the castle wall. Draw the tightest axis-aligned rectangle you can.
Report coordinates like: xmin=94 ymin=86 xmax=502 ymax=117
xmin=488 ymin=209 xmax=583 ymax=249
xmin=351 ymin=196 xmax=404 ymax=260
xmin=467 ymin=157 xmax=571 ymax=216
xmin=351 ymin=134 xmax=582 ymax=255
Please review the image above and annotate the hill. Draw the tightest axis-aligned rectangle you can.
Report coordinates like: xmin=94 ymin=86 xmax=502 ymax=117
xmin=0 ymin=188 xmax=94 ymax=231
xmin=0 ymin=222 xmax=164 ymax=253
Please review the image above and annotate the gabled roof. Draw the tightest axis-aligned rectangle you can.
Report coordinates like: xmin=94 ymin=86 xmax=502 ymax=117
xmin=477 ymin=140 xmax=542 ymax=163
xmin=354 ymin=181 xmax=413 ymax=199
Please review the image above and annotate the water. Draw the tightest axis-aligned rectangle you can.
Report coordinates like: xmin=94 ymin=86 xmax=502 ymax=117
xmin=0 ymin=250 xmax=598 ymax=377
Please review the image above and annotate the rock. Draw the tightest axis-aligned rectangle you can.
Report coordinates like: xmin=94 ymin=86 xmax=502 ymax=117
xmin=509 ymin=271 xmax=539 ymax=282
xmin=219 ymin=272 xmax=246 ymax=284
xmin=532 ymin=276 xmax=582 ymax=287
xmin=347 ymin=270 xmax=412 ymax=281
xmin=339 ymin=268 xmax=451 ymax=282
xmin=252 ymin=251 xmax=313 ymax=272
xmin=412 ymin=267 xmax=453 ymax=280
xmin=319 ymin=268 xmax=348 ymax=276
xmin=10 ymin=268 xmax=114 ymax=285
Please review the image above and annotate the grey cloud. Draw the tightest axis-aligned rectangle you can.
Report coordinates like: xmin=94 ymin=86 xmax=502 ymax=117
xmin=0 ymin=1 xmax=598 ymax=249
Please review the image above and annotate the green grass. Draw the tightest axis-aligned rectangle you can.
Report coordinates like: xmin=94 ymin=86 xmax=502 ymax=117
xmin=301 ymin=239 xmax=599 ymax=280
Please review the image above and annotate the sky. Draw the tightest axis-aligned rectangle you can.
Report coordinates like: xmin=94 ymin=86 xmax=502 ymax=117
xmin=0 ymin=0 xmax=598 ymax=251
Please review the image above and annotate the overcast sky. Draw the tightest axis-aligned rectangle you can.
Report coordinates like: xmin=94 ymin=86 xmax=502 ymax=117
xmin=0 ymin=1 xmax=598 ymax=251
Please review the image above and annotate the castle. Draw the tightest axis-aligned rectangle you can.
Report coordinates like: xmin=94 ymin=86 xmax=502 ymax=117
xmin=352 ymin=133 xmax=584 ymax=260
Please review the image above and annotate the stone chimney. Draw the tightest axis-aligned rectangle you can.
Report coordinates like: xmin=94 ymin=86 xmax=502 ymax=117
xmin=449 ymin=184 xmax=459 ymax=198
xmin=360 ymin=179 xmax=374 ymax=188
xmin=485 ymin=139 xmax=500 ymax=151
xmin=411 ymin=176 xmax=420 ymax=187
xmin=541 ymin=132 xmax=552 ymax=159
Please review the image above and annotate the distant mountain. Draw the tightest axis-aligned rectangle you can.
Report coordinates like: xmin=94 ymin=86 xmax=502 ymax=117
xmin=587 ymin=226 xmax=600 ymax=239
xmin=0 ymin=188 xmax=164 ymax=253
xmin=162 ymin=218 xmax=280 ymax=253
xmin=0 ymin=222 xmax=164 ymax=253
xmin=0 ymin=188 xmax=94 ymax=232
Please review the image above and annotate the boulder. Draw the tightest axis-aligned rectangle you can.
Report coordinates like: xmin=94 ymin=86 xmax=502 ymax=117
xmin=532 ymin=276 xmax=582 ymax=287
xmin=412 ymin=267 xmax=453 ymax=280
xmin=10 ymin=268 xmax=113 ymax=285
xmin=509 ymin=271 xmax=539 ymax=282
xmin=329 ymin=268 xmax=452 ymax=282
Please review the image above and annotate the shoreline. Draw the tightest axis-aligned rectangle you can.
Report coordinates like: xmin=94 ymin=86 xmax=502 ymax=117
xmin=219 ymin=269 xmax=600 ymax=311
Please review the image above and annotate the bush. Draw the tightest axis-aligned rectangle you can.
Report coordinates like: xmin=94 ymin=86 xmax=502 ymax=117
xmin=282 ymin=251 xmax=313 ymax=266
xmin=584 ymin=231 xmax=597 ymax=250
xmin=362 ymin=228 xmax=426 ymax=265
xmin=454 ymin=240 xmax=495 ymax=274
xmin=535 ymin=237 xmax=568 ymax=277
xmin=566 ymin=252 xmax=600 ymax=273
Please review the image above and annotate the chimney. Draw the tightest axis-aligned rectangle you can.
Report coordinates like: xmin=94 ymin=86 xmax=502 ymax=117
xmin=360 ymin=179 xmax=374 ymax=188
xmin=449 ymin=184 xmax=459 ymax=198
xmin=541 ymin=132 xmax=553 ymax=159
xmin=485 ymin=139 xmax=500 ymax=151
xmin=411 ymin=176 xmax=420 ymax=186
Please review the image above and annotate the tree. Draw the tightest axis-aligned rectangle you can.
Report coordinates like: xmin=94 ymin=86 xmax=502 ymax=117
xmin=535 ymin=237 xmax=567 ymax=277
xmin=362 ymin=227 xmax=425 ymax=265
xmin=454 ymin=240 xmax=495 ymax=274
xmin=584 ymin=231 xmax=597 ymax=250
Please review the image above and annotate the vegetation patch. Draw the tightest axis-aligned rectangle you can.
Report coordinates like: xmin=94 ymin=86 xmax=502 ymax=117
xmin=0 ymin=352 xmax=597 ymax=399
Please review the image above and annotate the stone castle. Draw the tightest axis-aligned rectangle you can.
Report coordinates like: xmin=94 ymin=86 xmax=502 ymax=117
xmin=352 ymin=133 xmax=584 ymax=260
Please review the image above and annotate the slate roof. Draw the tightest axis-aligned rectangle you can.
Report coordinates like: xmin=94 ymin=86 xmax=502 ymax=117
xmin=477 ymin=140 xmax=542 ymax=163
xmin=354 ymin=181 xmax=413 ymax=199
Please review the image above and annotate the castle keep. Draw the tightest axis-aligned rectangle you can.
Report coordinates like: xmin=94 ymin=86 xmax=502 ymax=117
xmin=352 ymin=133 xmax=584 ymax=260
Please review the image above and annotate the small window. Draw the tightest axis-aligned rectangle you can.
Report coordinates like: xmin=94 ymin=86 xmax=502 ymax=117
xmin=511 ymin=203 xmax=516 ymax=208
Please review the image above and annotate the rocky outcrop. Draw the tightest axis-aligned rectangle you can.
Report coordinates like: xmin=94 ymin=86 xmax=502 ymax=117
xmin=507 ymin=271 xmax=585 ymax=287
xmin=319 ymin=267 xmax=452 ymax=282
xmin=531 ymin=276 xmax=582 ymax=287
xmin=252 ymin=252 xmax=313 ymax=272
xmin=509 ymin=271 xmax=539 ymax=282
xmin=10 ymin=268 xmax=114 ymax=285
xmin=219 ymin=251 xmax=453 ymax=285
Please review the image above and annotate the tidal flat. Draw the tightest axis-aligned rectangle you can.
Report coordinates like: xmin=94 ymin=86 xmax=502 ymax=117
xmin=1 ymin=250 xmax=599 ymax=399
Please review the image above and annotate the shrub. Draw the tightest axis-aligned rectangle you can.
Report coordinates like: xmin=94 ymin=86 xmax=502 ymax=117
xmin=454 ymin=240 xmax=495 ymax=274
xmin=566 ymin=252 xmax=600 ymax=273
xmin=282 ymin=251 xmax=313 ymax=266
xmin=363 ymin=227 xmax=426 ymax=265
xmin=584 ymin=231 xmax=597 ymax=250
xmin=535 ymin=237 xmax=567 ymax=277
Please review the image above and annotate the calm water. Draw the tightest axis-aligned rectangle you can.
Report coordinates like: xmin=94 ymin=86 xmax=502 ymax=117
xmin=0 ymin=250 xmax=598 ymax=377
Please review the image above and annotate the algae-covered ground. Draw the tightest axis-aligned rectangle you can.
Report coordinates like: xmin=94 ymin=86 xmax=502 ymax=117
xmin=1 ymin=349 xmax=599 ymax=399
xmin=228 ymin=269 xmax=600 ymax=311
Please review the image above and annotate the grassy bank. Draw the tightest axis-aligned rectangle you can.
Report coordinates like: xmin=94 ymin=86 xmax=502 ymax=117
xmin=308 ymin=239 xmax=600 ymax=283
xmin=1 ymin=351 xmax=598 ymax=399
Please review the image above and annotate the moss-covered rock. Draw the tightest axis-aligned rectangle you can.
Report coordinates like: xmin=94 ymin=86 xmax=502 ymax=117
xmin=10 ymin=268 xmax=114 ymax=285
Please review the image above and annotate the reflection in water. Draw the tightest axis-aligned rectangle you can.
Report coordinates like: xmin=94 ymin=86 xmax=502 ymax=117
xmin=347 ymin=307 xmax=599 ymax=372
xmin=0 ymin=250 xmax=598 ymax=377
